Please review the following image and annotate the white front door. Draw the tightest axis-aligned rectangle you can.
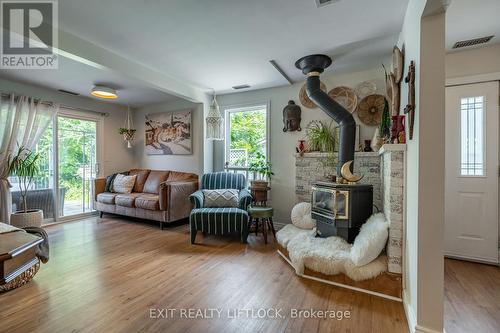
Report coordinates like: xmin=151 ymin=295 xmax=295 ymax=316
xmin=445 ymin=81 xmax=499 ymax=264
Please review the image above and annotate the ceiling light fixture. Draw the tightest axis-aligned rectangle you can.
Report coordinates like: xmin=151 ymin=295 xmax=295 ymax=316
xmin=91 ymin=85 xmax=118 ymax=99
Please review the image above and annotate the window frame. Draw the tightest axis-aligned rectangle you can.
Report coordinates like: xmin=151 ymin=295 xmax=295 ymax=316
xmin=222 ymin=101 xmax=271 ymax=168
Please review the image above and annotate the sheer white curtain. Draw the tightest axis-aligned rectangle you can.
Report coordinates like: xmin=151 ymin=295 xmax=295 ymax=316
xmin=0 ymin=94 xmax=59 ymax=223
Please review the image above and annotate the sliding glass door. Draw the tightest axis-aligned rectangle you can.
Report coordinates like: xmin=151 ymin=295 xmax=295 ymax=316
xmin=57 ymin=116 xmax=97 ymax=217
xmin=9 ymin=109 xmax=102 ymax=223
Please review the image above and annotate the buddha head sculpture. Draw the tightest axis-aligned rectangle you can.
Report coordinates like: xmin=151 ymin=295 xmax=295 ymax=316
xmin=282 ymin=100 xmax=302 ymax=132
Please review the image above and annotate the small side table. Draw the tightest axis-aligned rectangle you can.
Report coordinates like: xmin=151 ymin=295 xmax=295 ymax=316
xmin=250 ymin=186 xmax=270 ymax=206
xmin=248 ymin=205 xmax=275 ymax=244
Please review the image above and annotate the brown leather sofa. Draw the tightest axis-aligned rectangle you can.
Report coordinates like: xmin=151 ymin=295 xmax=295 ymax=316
xmin=94 ymin=169 xmax=198 ymax=228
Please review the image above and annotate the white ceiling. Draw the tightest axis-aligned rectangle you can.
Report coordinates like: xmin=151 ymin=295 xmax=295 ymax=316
xmin=56 ymin=0 xmax=409 ymax=94
xmin=0 ymin=56 xmax=182 ymax=107
xmin=446 ymin=0 xmax=500 ymax=51
xmin=3 ymin=0 xmax=499 ymax=105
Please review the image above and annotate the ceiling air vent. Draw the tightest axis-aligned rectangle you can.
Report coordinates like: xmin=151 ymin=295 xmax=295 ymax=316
xmin=232 ymin=84 xmax=250 ymax=90
xmin=452 ymin=35 xmax=494 ymax=49
xmin=315 ymin=0 xmax=340 ymax=8
xmin=58 ymin=89 xmax=79 ymax=96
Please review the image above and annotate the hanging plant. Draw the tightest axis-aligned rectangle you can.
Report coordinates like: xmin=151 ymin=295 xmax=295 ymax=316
xmin=118 ymin=128 xmax=137 ymax=141
xmin=120 ymin=106 xmax=136 ymax=148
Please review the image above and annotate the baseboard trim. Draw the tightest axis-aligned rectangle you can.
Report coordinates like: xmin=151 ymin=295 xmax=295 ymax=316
xmin=444 ymin=252 xmax=498 ymax=265
xmin=403 ymin=290 xmax=444 ymax=333
xmin=403 ymin=290 xmax=417 ymax=333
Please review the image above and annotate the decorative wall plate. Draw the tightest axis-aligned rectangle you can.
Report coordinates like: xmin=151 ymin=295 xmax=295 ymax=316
xmin=355 ymin=81 xmax=377 ymax=98
xmin=299 ymin=81 xmax=327 ymax=109
xmin=392 ymin=46 xmax=404 ymax=84
xmin=357 ymin=94 xmax=386 ymax=126
xmin=327 ymin=86 xmax=358 ymax=113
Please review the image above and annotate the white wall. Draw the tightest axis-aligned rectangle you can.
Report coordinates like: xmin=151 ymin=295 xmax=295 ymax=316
xmin=446 ymin=43 xmax=500 ymax=79
xmin=133 ymin=99 xmax=205 ymax=176
xmin=0 ymin=77 xmax=135 ymax=176
xmin=215 ymin=67 xmax=388 ymax=225
xmin=398 ymin=0 xmax=445 ymax=332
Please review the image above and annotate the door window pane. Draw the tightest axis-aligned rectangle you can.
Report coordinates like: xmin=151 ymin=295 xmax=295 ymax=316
xmin=460 ymin=96 xmax=484 ymax=176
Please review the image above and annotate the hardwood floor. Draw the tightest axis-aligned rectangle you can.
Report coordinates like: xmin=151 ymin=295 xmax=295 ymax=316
xmin=0 ymin=216 xmax=407 ymax=333
xmin=444 ymin=258 xmax=500 ymax=333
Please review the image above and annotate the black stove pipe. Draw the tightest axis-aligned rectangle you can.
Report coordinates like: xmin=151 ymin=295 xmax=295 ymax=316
xmin=295 ymin=54 xmax=356 ymax=176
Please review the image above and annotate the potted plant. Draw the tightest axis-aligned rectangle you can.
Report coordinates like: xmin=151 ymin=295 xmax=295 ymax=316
xmin=119 ymin=128 xmax=137 ymax=148
xmin=8 ymin=146 xmax=44 ymax=227
xmin=248 ymin=152 xmax=274 ymax=190
xmin=305 ymin=120 xmax=335 ymax=152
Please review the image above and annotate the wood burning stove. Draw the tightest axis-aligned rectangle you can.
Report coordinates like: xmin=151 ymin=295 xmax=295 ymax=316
xmin=295 ymin=54 xmax=374 ymax=242
xmin=311 ymin=182 xmax=373 ymax=243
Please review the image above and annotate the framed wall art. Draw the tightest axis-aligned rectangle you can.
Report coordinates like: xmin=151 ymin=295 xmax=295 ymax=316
xmin=145 ymin=109 xmax=192 ymax=155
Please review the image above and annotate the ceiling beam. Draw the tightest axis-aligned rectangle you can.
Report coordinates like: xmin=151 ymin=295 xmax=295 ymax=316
xmin=56 ymin=29 xmax=209 ymax=103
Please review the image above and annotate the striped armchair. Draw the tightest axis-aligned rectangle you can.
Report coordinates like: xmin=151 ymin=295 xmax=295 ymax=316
xmin=189 ymin=172 xmax=252 ymax=244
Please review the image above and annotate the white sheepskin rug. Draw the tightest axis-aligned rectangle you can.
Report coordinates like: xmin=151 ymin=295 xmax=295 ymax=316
xmin=277 ymin=214 xmax=389 ymax=281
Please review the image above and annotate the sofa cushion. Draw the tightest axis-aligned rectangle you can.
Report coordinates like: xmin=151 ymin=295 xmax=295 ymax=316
xmin=129 ymin=169 xmax=151 ymax=192
xmin=135 ymin=194 xmax=160 ymax=210
xmin=167 ymin=170 xmax=197 ymax=182
xmin=203 ymin=189 xmax=239 ymax=208
xmin=97 ymin=192 xmax=116 ymax=204
xmin=143 ymin=170 xmax=170 ymax=194
xmin=115 ymin=193 xmax=141 ymax=208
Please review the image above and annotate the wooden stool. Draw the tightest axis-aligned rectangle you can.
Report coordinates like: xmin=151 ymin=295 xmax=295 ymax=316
xmin=248 ymin=206 xmax=275 ymax=244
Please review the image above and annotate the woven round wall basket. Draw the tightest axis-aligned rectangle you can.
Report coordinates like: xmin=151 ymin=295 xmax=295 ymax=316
xmin=357 ymin=94 xmax=386 ymax=126
xmin=355 ymin=81 xmax=377 ymax=98
xmin=327 ymin=86 xmax=358 ymax=113
xmin=299 ymin=81 xmax=327 ymax=109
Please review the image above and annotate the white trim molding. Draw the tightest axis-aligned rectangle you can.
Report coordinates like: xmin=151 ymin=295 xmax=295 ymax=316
xmin=403 ymin=290 xmax=444 ymax=333
xmin=446 ymin=72 xmax=500 ymax=87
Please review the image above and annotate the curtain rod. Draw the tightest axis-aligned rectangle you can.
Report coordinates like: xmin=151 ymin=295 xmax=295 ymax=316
xmin=0 ymin=92 xmax=110 ymax=117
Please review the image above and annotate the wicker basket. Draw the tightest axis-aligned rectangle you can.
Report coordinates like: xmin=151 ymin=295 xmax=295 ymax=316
xmin=0 ymin=259 xmax=40 ymax=293
xmin=10 ymin=209 xmax=43 ymax=228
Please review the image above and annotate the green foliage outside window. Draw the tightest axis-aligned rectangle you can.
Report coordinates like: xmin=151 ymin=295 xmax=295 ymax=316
xmin=229 ymin=109 xmax=266 ymax=165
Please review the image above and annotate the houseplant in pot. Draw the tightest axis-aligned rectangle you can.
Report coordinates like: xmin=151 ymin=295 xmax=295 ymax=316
xmin=248 ymin=152 xmax=274 ymax=190
xmin=8 ymin=146 xmax=44 ymax=227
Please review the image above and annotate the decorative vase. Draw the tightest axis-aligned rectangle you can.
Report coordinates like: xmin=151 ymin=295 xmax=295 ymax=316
xmin=371 ymin=128 xmax=384 ymax=152
xmin=363 ymin=140 xmax=372 ymax=152
xmin=10 ymin=209 xmax=43 ymax=228
xmin=297 ymin=140 xmax=306 ymax=156
xmin=391 ymin=115 xmax=405 ymax=143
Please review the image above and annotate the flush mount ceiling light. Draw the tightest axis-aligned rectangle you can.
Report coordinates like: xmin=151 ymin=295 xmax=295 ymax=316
xmin=91 ymin=85 xmax=118 ymax=99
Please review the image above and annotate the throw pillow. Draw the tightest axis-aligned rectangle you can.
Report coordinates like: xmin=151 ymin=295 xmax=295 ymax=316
xmin=113 ymin=174 xmax=137 ymax=194
xmin=203 ymin=189 xmax=239 ymax=208
xmin=105 ymin=171 xmax=130 ymax=192
xmin=291 ymin=202 xmax=316 ymax=230
xmin=350 ymin=213 xmax=389 ymax=267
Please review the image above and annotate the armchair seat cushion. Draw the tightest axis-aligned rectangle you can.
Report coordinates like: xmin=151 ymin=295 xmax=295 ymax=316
xmin=135 ymin=194 xmax=160 ymax=210
xmin=115 ymin=193 xmax=141 ymax=208
xmin=190 ymin=208 xmax=249 ymax=235
xmin=97 ymin=192 xmax=116 ymax=205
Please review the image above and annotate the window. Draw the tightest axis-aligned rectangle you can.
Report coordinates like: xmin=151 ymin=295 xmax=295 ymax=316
xmin=224 ymin=103 xmax=268 ymax=168
xmin=460 ymin=96 xmax=484 ymax=176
